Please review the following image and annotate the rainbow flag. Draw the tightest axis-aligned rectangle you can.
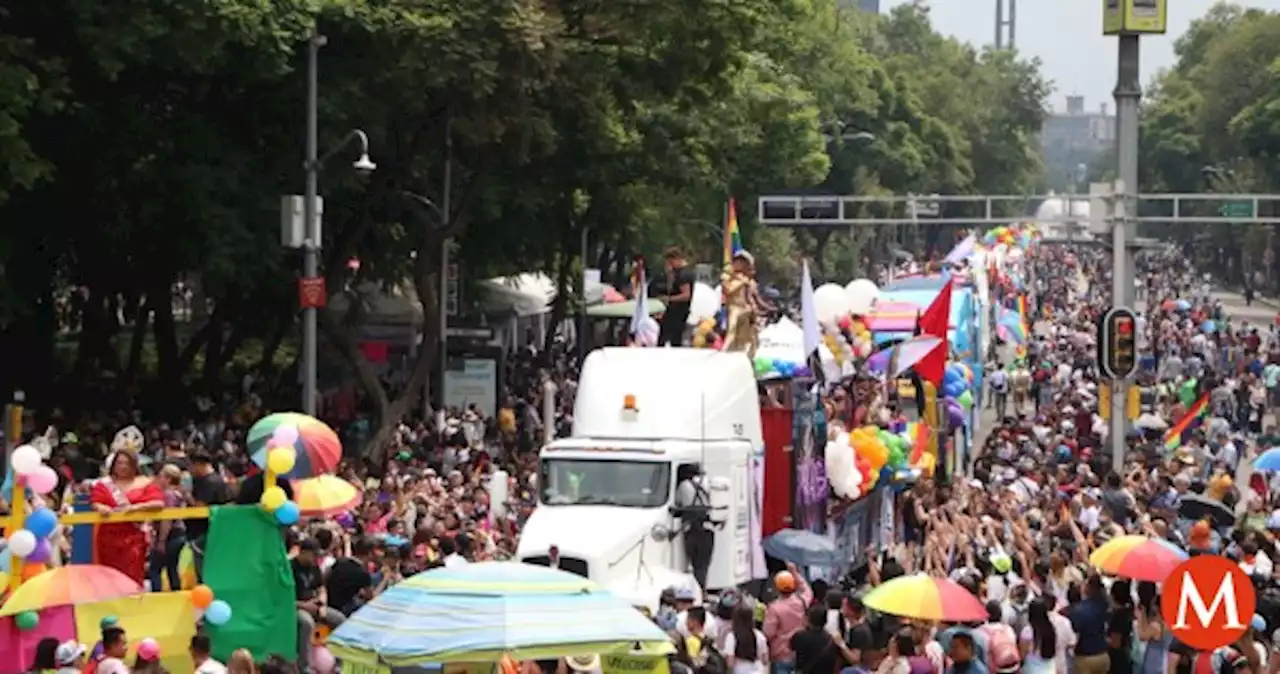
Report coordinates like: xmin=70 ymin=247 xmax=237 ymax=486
xmin=1164 ymin=393 xmax=1209 ymax=451
xmin=1015 ymin=295 xmax=1030 ymax=358
xmin=723 ymin=198 xmax=743 ymax=266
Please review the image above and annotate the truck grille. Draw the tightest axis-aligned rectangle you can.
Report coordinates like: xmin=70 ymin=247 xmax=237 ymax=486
xmin=523 ymin=555 xmax=589 ymax=578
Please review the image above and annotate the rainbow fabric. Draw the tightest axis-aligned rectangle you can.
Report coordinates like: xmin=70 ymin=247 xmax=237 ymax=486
xmin=1015 ymin=296 xmax=1030 ymax=358
xmin=723 ymin=198 xmax=743 ymax=267
xmin=1164 ymin=393 xmax=1209 ymax=451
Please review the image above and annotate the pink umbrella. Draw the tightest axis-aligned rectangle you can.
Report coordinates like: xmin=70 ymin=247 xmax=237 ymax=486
xmin=866 ymin=336 xmax=944 ymax=377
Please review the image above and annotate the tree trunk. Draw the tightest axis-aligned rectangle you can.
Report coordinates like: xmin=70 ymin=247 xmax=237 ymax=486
xmin=123 ymin=296 xmax=153 ymax=388
xmin=151 ymin=285 xmax=185 ymax=402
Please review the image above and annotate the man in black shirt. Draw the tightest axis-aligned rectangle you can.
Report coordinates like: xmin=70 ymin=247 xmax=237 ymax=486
xmin=235 ymin=468 xmax=294 ymax=505
xmin=294 ymin=539 xmax=345 ymax=672
xmin=326 ymin=536 xmax=376 ymax=616
xmin=657 ymin=246 xmax=694 ymax=346
xmin=792 ymin=605 xmax=848 ymax=674
xmin=842 ymin=596 xmax=875 ymax=664
xmin=186 ymin=451 xmax=230 ymax=580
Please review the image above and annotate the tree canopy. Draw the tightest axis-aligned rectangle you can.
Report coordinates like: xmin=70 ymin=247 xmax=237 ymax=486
xmin=0 ymin=0 xmax=1049 ymax=442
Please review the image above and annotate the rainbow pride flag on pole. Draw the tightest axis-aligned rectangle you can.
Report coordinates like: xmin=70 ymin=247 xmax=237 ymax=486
xmin=718 ymin=198 xmax=744 ymax=329
xmin=1014 ymin=295 xmax=1030 ymax=358
xmin=1163 ymin=393 xmax=1209 ymax=451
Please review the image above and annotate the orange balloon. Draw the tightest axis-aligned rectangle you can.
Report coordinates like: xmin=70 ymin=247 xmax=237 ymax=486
xmin=190 ymin=584 xmax=215 ymax=609
xmin=20 ymin=563 xmax=47 ymax=581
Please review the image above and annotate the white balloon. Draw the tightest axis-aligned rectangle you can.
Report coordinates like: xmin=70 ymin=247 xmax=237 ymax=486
xmin=10 ymin=444 xmax=42 ymax=476
xmin=844 ymin=278 xmax=880 ymax=315
xmin=812 ymin=283 xmax=849 ymax=324
xmin=686 ymin=283 xmax=722 ymax=325
xmin=7 ymin=529 xmax=37 ymax=558
xmin=825 ymin=440 xmax=861 ymax=499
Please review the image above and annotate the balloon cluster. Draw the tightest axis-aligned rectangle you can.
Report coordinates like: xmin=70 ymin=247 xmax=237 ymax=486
xmin=191 ymin=584 xmax=234 ymax=626
xmin=981 ymin=224 xmax=1037 ymax=249
xmin=825 ymin=423 xmax=936 ymax=501
xmin=691 ymin=317 xmax=723 ymax=349
xmin=941 ymin=363 xmax=975 ymax=430
xmin=837 ymin=316 xmax=874 ymax=359
xmin=752 ymin=356 xmax=811 ymax=379
xmin=259 ymin=424 xmax=302 ymax=526
xmin=3 ymin=444 xmax=66 ymax=602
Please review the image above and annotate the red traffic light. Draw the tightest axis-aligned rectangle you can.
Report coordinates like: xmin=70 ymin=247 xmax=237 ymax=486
xmin=1115 ymin=317 xmax=1133 ymax=335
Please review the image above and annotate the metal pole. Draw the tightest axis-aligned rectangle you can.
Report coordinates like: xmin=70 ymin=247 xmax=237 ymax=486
xmin=994 ymin=0 xmax=1003 ymax=49
xmin=542 ymin=379 xmax=557 ymax=446
xmin=578 ymin=227 xmax=588 ymax=366
xmin=1007 ymin=0 xmax=1016 ymax=49
xmin=302 ymin=27 xmax=321 ymax=416
xmin=1110 ymin=33 xmax=1142 ymax=466
xmin=435 ymin=116 xmax=453 ymax=433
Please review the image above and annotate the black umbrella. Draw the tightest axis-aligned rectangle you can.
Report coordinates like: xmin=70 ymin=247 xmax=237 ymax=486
xmin=1179 ymin=493 xmax=1235 ymax=528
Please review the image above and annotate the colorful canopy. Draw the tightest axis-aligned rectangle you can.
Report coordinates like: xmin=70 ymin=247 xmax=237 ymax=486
xmin=247 ymin=412 xmax=342 ymax=479
xmin=0 ymin=564 xmax=141 ymax=616
xmin=1089 ymin=535 xmax=1189 ymax=582
xmin=862 ymin=574 xmax=987 ymax=623
xmin=864 ymin=301 xmax=923 ymax=332
xmin=327 ymin=562 xmax=673 ymax=666
xmin=293 ymin=475 xmax=363 ymax=516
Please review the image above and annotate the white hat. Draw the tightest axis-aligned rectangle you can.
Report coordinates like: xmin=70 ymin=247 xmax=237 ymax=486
xmin=56 ymin=641 xmax=86 ymax=666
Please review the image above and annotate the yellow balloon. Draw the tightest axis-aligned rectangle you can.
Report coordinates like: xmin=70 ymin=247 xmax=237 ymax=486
xmin=261 ymin=486 xmax=286 ymax=511
xmin=693 ymin=334 xmax=707 ymax=347
xmin=267 ymin=446 xmax=297 ymax=475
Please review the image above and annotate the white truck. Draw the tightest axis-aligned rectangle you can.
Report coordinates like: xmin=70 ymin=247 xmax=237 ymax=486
xmin=516 ymin=347 xmax=767 ymax=609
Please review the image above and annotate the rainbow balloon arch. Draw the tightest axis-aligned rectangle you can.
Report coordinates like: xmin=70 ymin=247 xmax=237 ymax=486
xmin=0 ymin=413 xmax=344 ymax=673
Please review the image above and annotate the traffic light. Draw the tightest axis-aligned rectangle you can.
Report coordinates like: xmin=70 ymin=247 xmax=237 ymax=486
xmin=1098 ymin=307 xmax=1138 ymax=380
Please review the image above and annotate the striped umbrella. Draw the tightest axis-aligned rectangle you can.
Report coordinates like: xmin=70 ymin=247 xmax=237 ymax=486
xmin=0 ymin=564 xmax=141 ymax=616
xmin=328 ymin=562 xmax=673 ymax=666
xmin=862 ymin=574 xmax=987 ymax=623
xmin=247 ymin=412 xmax=342 ymax=479
xmin=1089 ymin=535 xmax=1189 ymax=582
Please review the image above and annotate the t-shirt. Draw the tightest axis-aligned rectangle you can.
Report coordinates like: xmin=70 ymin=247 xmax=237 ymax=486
xmin=663 ymin=266 xmax=695 ymax=318
xmin=292 ymin=559 xmax=323 ymax=602
xmin=195 ymin=659 xmax=229 ymax=674
xmin=725 ymin=630 xmax=768 ymax=674
xmin=97 ymin=658 xmax=130 ymax=674
xmin=1069 ymin=598 xmax=1110 ymax=656
xmin=791 ymin=627 xmax=839 ymax=674
xmin=846 ymin=620 xmax=874 ymax=654
xmin=187 ymin=471 xmax=231 ymax=540
xmin=326 ymin=557 xmax=373 ymax=614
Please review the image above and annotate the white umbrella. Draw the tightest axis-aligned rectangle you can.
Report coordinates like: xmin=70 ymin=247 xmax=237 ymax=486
xmin=1134 ymin=413 xmax=1167 ymax=431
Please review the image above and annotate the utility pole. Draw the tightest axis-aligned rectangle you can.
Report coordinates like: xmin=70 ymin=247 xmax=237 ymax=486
xmin=994 ymin=0 xmax=1016 ymax=49
xmin=301 ymin=27 xmax=323 ymax=416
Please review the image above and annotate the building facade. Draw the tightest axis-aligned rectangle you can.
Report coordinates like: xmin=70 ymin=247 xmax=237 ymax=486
xmin=1041 ymin=95 xmax=1115 ymax=190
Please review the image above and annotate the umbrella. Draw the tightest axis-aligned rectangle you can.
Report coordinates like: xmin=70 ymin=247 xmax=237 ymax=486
xmin=865 ymin=337 xmax=944 ymax=378
xmin=1254 ymin=448 xmax=1280 ymax=472
xmin=1175 ymin=299 xmax=1192 ymax=311
xmin=862 ymin=574 xmax=988 ymax=623
xmin=248 ymin=412 xmax=342 ymax=479
xmin=0 ymin=564 xmax=142 ymax=616
xmin=762 ymin=529 xmax=839 ymax=567
xmin=293 ymin=475 xmax=363 ymax=516
xmin=1134 ymin=414 xmax=1168 ymax=431
xmin=1089 ymin=535 xmax=1189 ymax=582
xmin=1179 ymin=494 xmax=1235 ymax=528
xmin=327 ymin=562 xmax=673 ymax=666
xmin=864 ymin=301 xmax=923 ymax=332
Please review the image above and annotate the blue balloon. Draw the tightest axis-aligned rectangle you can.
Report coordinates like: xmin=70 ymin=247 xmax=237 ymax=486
xmin=275 ymin=501 xmax=300 ymax=526
xmin=944 ymin=368 xmax=963 ymax=383
xmin=772 ymin=359 xmax=784 ymax=372
xmin=205 ymin=600 xmax=232 ymax=626
xmin=0 ymin=548 xmax=10 ymax=573
xmin=878 ymin=467 xmax=894 ymax=484
xmin=943 ymin=383 xmax=965 ymax=398
xmin=25 ymin=507 xmax=58 ymax=539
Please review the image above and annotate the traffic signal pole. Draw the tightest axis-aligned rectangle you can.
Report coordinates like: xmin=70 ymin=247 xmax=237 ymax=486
xmin=1110 ymin=185 xmax=1131 ymax=469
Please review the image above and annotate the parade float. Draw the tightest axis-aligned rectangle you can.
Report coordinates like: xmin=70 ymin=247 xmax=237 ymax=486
xmin=1 ymin=413 xmax=346 ymax=672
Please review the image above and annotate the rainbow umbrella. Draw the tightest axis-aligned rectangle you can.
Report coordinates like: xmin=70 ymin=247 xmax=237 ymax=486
xmin=1089 ymin=535 xmax=1188 ymax=582
xmin=0 ymin=564 xmax=141 ymax=616
xmin=862 ymin=574 xmax=987 ymax=623
xmin=866 ymin=336 xmax=944 ymax=378
xmin=294 ymin=475 xmax=363 ymax=516
xmin=248 ymin=412 xmax=342 ymax=479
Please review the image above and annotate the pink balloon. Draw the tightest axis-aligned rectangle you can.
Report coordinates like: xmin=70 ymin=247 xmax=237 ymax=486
xmin=272 ymin=424 xmax=299 ymax=447
xmin=28 ymin=465 xmax=59 ymax=495
xmin=136 ymin=638 xmax=161 ymax=661
xmin=312 ymin=645 xmax=336 ymax=674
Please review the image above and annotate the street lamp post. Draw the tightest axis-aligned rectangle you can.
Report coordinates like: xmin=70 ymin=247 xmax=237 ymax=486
xmin=300 ymin=25 xmax=376 ymax=416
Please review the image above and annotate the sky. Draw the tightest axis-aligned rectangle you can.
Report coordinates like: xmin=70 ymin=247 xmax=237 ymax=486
xmin=882 ymin=0 xmax=1280 ymax=112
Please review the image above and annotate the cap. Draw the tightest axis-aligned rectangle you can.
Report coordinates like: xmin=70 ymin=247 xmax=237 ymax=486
xmin=99 ymin=615 xmax=119 ymax=630
xmin=55 ymin=641 xmax=86 ymax=666
xmin=774 ymin=570 xmax=796 ymax=594
xmin=673 ymin=586 xmax=697 ymax=601
xmin=190 ymin=450 xmax=214 ymax=465
xmin=1252 ymin=614 xmax=1267 ymax=632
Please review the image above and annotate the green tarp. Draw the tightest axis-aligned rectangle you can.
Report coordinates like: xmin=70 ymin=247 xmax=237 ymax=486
xmin=204 ymin=505 xmax=297 ymax=662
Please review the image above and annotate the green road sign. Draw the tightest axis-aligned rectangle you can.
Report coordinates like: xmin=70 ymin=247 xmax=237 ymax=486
xmin=1220 ymin=200 xmax=1254 ymax=218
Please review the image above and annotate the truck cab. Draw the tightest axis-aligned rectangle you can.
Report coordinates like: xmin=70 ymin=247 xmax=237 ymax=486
xmin=516 ymin=348 xmax=765 ymax=610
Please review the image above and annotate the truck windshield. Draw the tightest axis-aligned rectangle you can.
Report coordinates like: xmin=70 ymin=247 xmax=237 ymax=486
xmin=540 ymin=458 xmax=670 ymax=508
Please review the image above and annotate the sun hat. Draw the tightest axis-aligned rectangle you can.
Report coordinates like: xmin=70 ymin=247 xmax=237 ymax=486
xmin=55 ymin=641 xmax=86 ymax=666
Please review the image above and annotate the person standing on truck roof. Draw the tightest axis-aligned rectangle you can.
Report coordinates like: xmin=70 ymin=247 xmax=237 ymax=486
xmin=657 ymin=246 xmax=694 ymax=346
xmin=674 ymin=464 xmax=715 ymax=591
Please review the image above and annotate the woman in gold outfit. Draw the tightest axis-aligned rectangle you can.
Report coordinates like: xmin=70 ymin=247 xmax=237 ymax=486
xmin=720 ymin=250 xmax=771 ymax=359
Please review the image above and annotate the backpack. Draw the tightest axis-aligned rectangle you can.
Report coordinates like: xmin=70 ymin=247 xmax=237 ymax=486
xmin=980 ymin=623 xmax=1022 ymax=672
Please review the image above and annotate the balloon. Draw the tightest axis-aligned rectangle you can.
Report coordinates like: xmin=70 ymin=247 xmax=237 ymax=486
xmin=958 ymin=363 xmax=975 ymax=382
xmin=10 ymin=444 xmax=41 ymax=476
xmin=267 ymin=447 xmax=297 ymax=476
xmin=692 ymin=333 xmax=707 ymax=348
xmin=794 ymin=365 xmax=812 ymax=377
xmin=25 ymin=507 xmax=58 ymax=539
xmin=838 ymin=315 xmax=852 ymax=330
xmin=7 ymin=529 xmax=37 ymax=558
xmin=276 ymin=501 xmax=301 ymax=526
xmin=856 ymin=342 xmax=872 ymax=358
xmin=844 ymin=279 xmax=880 ymax=315
xmin=271 ymin=424 xmax=300 ymax=447
xmin=205 ymin=600 xmax=233 ymax=626
xmin=753 ymin=357 xmax=772 ymax=375
xmin=260 ymin=486 xmax=286 ymax=512
xmin=21 ymin=562 xmax=47 ymax=581
xmin=191 ymin=585 xmax=215 ymax=609
xmin=312 ymin=645 xmax=337 ymax=674
xmin=956 ymin=390 xmax=974 ymax=409
xmin=14 ymin=611 xmax=39 ymax=631
xmin=28 ymin=465 xmax=59 ymax=495
xmin=946 ymin=403 xmax=966 ymax=428
xmin=943 ymin=382 xmax=965 ymax=398
xmin=26 ymin=539 xmax=51 ymax=564
xmin=686 ymin=283 xmax=722 ymax=325
xmin=778 ymin=362 xmax=794 ymax=378
xmin=888 ymin=447 xmax=906 ymax=468
xmin=813 ymin=283 xmax=850 ymax=323
xmin=137 ymin=638 xmax=161 ymax=661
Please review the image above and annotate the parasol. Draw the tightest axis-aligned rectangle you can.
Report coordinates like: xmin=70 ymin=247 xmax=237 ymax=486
xmin=247 ymin=412 xmax=342 ymax=479
xmin=1133 ymin=414 xmax=1168 ymax=431
xmin=1178 ymin=494 xmax=1235 ymax=528
xmin=1253 ymin=448 xmax=1280 ymax=472
xmin=862 ymin=574 xmax=988 ymax=623
xmin=762 ymin=529 xmax=839 ymax=567
xmin=293 ymin=475 xmax=363 ymax=516
xmin=1089 ymin=535 xmax=1188 ymax=582
xmin=0 ymin=564 xmax=141 ymax=616
xmin=865 ymin=337 xmax=944 ymax=378
xmin=327 ymin=562 xmax=672 ymax=666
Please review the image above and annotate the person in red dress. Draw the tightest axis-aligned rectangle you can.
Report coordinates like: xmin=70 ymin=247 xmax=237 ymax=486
xmin=90 ymin=430 xmax=165 ymax=585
